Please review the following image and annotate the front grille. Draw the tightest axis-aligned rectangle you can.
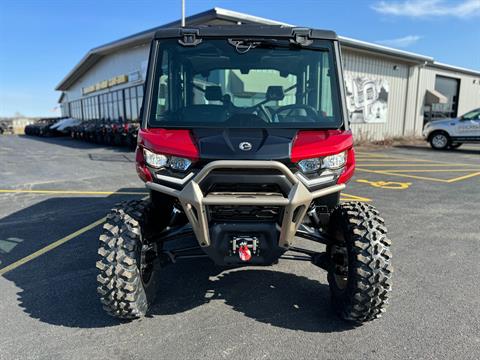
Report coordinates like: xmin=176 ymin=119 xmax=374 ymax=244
xmin=209 ymin=183 xmax=283 ymax=193
xmin=208 ymin=204 xmax=282 ymax=222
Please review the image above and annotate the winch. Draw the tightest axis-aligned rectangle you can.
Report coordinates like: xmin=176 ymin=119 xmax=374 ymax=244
xmin=231 ymin=236 xmax=259 ymax=262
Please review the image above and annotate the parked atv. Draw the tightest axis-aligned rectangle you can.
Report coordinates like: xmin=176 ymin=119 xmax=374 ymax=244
xmin=97 ymin=26 xmax=393 ymax=324
xmin=124 ymin=118 xmax=140 ymax=149
xmin=25 ymin=118 xmax=59 ymax=136
xmin=70 ymin=120 xmax=85 ymax=139
xmin=108 ymin=118 xmax=125 ymax=146
xmin=84 ymin=119 xmax=98 ymax=142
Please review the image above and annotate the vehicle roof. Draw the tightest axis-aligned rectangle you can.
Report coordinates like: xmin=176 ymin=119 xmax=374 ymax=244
xmin=154 ymin=25 xmax=338 ymax=41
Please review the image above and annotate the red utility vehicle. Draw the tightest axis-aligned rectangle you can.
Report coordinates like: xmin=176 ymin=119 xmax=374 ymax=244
xmin=96 ymin=25 xmax=392 ymax=324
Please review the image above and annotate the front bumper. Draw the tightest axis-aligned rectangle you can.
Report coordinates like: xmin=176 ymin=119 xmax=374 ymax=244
xmin=422 ymin=128 xmax=429 ymax=139
xmin=146 ymin=160 xmax=345 ymax=249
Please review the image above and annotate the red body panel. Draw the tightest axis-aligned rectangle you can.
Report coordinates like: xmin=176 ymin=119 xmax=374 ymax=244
xmin=138 ymin=128 xmax=199 ymax=160
xmin=337 ymin=147 xmax=355 ymax=184
xmin=136 ymin=128 xmax=199 ymax=183
xmin=290 ymin=130 xmax=353 ymax=162
xmin=136 ymin=128 xmax=355 ymax=185
xmin=135 ymin=146 xmax=153 ymax=183
xmin=291 ymin=130 xmax=355 ymax=184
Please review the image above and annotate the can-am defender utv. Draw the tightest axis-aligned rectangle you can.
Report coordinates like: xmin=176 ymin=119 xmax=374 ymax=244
xmin=96 ymin=25 xmax=392 ymax=324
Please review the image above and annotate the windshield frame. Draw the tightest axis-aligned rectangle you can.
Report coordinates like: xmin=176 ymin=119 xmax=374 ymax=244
xmin=143 ymin=37 xmax=347 ymax=130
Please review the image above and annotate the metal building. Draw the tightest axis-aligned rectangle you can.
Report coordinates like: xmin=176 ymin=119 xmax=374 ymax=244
xmin=55 ymin=7 xmax=480 ymax=140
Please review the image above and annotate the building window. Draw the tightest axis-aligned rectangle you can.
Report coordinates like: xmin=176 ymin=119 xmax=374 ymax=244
xmin=130 ymin=87 xmax=138 ymax=120
xmin=82 ymin=98 xmax=89 ymax=120
xmin=137 ymin=85 xmax=143 ymax=117
xmin=94 ymin=90 xmax=125 ymax=120
xmin=70 ymin=100 xmax=83 ymax=120
xmin=65 ymin=85 xmax=144 ymax=122
xmin=117 ymin=90 xmax=124 ymax=120
xmin=124 ymin=85 xmax=143 ymax=121
xmin=99 ymin=94 xmax=108 ymax=119
xmin=81 ymin=96 xmax=100 ymax=120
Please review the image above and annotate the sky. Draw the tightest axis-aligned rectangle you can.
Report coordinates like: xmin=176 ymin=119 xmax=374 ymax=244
xmin=0 ymin=0 xmax=479 ymax=117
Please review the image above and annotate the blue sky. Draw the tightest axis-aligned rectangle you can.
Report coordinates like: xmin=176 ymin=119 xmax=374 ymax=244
xmin=0 ymin=0 xmax=479 ymax=117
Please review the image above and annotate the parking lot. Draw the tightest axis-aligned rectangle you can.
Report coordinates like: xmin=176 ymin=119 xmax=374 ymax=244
xmin=0 ymin=135 xmax=479 ymax=360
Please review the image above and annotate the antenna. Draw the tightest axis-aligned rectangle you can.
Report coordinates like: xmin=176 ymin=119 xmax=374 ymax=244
xmin=181 ymin=0 xmax=186 ymax=27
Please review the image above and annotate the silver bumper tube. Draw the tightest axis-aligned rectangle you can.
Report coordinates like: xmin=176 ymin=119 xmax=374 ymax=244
xmin=146 ymin=160 xmax=345 ymax=248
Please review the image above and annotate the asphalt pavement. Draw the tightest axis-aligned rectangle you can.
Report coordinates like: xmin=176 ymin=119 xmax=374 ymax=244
xmin=0 ymin=135 xmax=479 ymax=360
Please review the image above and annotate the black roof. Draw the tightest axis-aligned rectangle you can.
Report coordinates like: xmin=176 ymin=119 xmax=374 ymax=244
xmin=154 ymin=25 xmax=337 ymax=41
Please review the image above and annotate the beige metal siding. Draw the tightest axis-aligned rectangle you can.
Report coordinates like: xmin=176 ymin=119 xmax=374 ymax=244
xmin=64 ymin=44 xmax=150 ymax=102
xmin=341 ymin=49 xmax=410 ymax=141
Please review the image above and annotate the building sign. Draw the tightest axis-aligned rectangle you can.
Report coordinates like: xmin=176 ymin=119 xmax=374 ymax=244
xmin=345 ymin=76 xmax=389 ymax=123
xmin=128 ymin=71 xmax=141 ymax=82
xmin=82 ymin=74 xmax=129 ymax=95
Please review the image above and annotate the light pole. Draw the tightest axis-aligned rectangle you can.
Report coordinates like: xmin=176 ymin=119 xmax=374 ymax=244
xmin=181 ymin=0 xmax=185 ymax=27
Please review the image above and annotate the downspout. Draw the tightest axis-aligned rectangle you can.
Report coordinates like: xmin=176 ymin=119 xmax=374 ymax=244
xmin=402 ymin=65 xmax=412 ymax=136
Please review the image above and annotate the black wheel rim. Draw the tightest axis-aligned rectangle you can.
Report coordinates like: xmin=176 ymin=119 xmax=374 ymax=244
xmin=139 ymin=242 xmax=155 ymax=285
xmin=330 ymin=231 xmax=349 ymax=290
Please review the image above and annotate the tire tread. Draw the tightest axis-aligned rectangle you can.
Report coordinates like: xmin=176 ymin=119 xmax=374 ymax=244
xmin=328 ymin=201 xmax=393 ymax=324
xmin=96 ymin=199 xmax=152 ymax=319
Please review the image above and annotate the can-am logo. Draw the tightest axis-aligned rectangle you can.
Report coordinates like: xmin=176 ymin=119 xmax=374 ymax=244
xmin=239 ymin=142 xmax=252 ymax=151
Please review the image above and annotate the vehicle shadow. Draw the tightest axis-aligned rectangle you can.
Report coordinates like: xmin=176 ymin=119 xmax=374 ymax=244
xmin=1 ymin=191 xmax=353 ymax=332
xmin=152 ymin=261 xmax=354 ymax=333
xmin=394 ymin=144 xmax=480 ymax=155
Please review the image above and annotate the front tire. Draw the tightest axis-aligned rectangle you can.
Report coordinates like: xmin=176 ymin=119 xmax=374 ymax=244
xmin=327 ymin=202 xmax=392 ymax=324
xmin=429 ymin=131 xmax=450 ymax=150
xmin=96 ymin=200 xmax=161 ymax=319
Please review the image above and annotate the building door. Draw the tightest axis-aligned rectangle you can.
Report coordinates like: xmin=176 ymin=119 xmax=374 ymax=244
xmin=433 ymin=75 xmax=460 ymax=119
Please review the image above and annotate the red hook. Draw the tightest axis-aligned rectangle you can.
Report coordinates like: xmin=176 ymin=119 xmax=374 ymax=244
xmin=238 ymin=244 xmax=252 ymax=262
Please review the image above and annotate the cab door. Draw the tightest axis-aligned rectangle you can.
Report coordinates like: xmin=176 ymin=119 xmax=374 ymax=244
xmin=455 ymin=109 xmax=480 ymax=139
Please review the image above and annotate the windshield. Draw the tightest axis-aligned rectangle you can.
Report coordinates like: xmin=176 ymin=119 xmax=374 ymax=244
xmin=148 ymin=39 xmax=342 ymax=128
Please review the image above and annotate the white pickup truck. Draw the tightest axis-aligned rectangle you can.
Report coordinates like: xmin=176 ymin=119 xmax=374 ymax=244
xmin=423 ymin=108 xmax=480 ymax=150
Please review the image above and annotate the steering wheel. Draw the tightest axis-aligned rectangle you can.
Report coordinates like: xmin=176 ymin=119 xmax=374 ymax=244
xmin=273 ymin=104 xmax=318 ymax=122
xmin=256 ymin=103 xmax=272 ymax=122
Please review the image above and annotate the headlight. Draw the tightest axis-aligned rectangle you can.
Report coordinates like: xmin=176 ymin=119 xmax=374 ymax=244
xmin=297 ymin=151 xmax=347 ymax=174
xmin=169 ymin=156 xmax=192 ymax=171
xmin=298 ymin=158 xmax=322 ymax=174
xmin=323 ymin=151 xmax=347 ymax=169
xmin=143 ymin=148 xmax=168 ymax=169
xmin=143 ymin=148 xmax=192 ymax=171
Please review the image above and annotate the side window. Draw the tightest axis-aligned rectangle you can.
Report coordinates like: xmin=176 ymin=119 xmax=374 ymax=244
xmin=156 ymin=54 xmax=169 ymax=115
xmin=463 ymin=109 xmax=480 ymax=120
xmin=320 ymin=52 xmax=333 ymax=117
